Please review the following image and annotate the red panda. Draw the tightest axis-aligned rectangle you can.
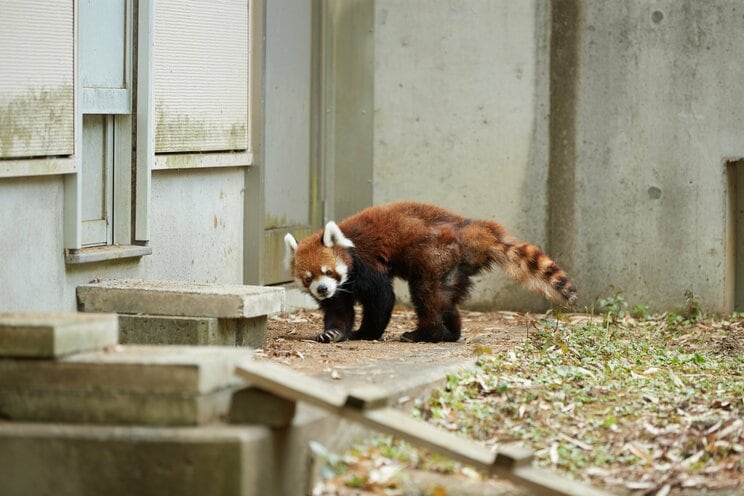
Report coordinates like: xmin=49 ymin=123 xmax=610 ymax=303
xmin=284 ymin=201 xmax=577 ymax=343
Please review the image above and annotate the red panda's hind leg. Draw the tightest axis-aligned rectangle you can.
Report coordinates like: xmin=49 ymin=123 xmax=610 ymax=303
xmin=443 ymin=306 xmax=462 ymax=337
xmin=402 ymin=278 xmax=461 ymax=343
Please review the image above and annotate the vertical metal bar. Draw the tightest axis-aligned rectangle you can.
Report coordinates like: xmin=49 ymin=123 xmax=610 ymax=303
xmin=125 ymin=0 xmax=133 ymax=112
xmin=135 ymin=0 xmax=154 ymax=242
xmin=320 ymin=1 xmax=335 ymax=224
xmin=309 ymin=0 xmax=324 ymax=230
xmin=63 ymin=0 xmax=82 ymax=250
xmin=243 ymin=0 xmax=267 ymax=284
xmin=113 ymin=114 xmax=132 ymax=245
xmin=105 ymin=115 xmax=115 ymax=245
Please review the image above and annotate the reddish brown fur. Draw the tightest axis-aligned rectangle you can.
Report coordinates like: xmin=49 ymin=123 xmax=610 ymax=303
xmin=292 ymin=241 xmax=351 ymax=290
xmin=289 ymin=202 xmax=577 ymax=343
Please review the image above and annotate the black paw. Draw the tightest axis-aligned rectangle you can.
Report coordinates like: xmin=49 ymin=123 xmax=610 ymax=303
xmin=316 ymin=329 xmax=347 ymax=343
xmin=401 ymin=328 xmax=457 ymax=343
xmin=400 ymin=331 xmax=419 ymax=343
xmin=350 ymin=330 xmax=384 ymax=341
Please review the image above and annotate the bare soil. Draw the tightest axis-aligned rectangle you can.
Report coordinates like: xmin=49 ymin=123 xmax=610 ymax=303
xmin=259 ymin=307 xmax=536 ymax=376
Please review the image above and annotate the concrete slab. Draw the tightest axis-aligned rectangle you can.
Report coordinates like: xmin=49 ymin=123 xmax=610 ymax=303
xmin=313 ymin=355 xmax=478 ymax=406
xmin=228 ymin=387 xmax=297 ymax=427
xmin=0 ymin=386 xmax=239 ymax=426
xmin=118 ymin=315 xmax=230 ymax=345
xmin=227 ymin=316 xmax=267 ymax=348
xmin=0 ymin=421 xmax=273 ymax=496
xmin=118 ymin=315 xmax=267 ymax=348
xmin=0 ymin=345 xmax=251 ymax=394
xmin=77 ymin=279 xmax=285 ymax=318
xmin=0 ymin=404 xmax=370 ymax=496
xmin=282 ymin=284 xmax=319 ymax=312
xmin=0 ymin=312 xmax=118 ymax=358
xmin=0 ymin=346 xmax=252 ymax=425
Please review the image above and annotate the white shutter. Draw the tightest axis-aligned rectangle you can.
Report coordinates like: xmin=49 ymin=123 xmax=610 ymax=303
xmin=0 ymin=0 xmax=74 ymax=158
xmin=154 ymin=0 xmax=249 ymax=153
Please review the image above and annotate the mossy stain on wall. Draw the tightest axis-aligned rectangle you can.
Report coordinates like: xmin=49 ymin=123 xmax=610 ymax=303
xmin=155 ymin=105 xmax=247 ymax=153
xmin=0 ymin=84 xmax=74 ymax=158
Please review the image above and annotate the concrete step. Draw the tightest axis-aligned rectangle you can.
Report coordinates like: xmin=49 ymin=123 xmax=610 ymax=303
xmin=0 ymin=351 xmax=495 ymax=496
xmin=0 ymin=312 xmax=118 ymax=358
xmin=77 ymin=279 xmax=282 ymax=347
xmin=0 ymin=346 xmax=251 ymax=426
xmin=77 ymin=279 xmax=285 ymax=319
xmin=0 ymin=405 xmax=369 ymax=496
xmin=119 ymin=314 xmax=231 ymax=345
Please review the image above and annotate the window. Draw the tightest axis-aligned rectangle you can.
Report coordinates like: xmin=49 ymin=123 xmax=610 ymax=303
xmin=0 ymin=0 xmax=75 ymax=175
xmin=65 ymin=0 xmax=151 ymax=262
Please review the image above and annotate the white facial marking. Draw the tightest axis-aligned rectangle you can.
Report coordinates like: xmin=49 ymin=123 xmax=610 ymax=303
xmin=335 ymin=262 xmax=348 ymax=285
xmin=309 ymin=275 xmax=338 ymax=300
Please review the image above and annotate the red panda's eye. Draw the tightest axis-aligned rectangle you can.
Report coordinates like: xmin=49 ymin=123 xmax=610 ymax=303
xmin=303 ymin=276 xmax=312 ymax=285
xmin=324 ymin=269 xmax=333 ymax=276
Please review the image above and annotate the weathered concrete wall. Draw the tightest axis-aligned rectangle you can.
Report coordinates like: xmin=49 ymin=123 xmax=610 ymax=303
xmin=371 ymin=0 xmax=744 ymax=312
xmin=0 ymin=168 xmax=244 ymax=312
xmin=144 ymin=168 xmax=244 ymax=283
xmin=550 ymin=0 xmax=744 ymax=311
xmin=373 ymin=0 xmax=551 ymax=310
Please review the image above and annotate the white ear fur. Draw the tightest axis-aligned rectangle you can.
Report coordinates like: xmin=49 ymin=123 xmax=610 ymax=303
xmin=283 ymin=233 xmax=298 ymax=269
xmin=322 ymin=221 xmax=355 ymax=248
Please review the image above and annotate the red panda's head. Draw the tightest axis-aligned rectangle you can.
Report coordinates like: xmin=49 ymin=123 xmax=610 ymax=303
xmin=284 ymin=221 xmax=354 ymax=301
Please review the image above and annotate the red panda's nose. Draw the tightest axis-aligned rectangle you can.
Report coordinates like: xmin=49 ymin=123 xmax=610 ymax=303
xmin=316 ymin=284 xmax=328 ymax=296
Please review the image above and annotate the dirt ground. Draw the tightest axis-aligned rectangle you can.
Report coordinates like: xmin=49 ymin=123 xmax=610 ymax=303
xmin=259 ymin=306 xmax=537 ymax=376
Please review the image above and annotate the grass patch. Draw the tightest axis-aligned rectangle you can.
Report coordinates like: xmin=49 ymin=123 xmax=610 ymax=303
xmin=414 ymin=309 xmax=743 ymax=493
xmin=311 ymin=303 xmax=743 ymax=495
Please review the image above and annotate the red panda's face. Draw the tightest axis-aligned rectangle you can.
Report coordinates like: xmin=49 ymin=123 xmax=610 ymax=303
xmin=292 ymin=246 xmax=349 ymax=300
xmin=284 ymin=221 xmax=354 ymax=301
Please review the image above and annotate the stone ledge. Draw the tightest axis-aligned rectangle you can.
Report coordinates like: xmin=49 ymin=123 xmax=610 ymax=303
xmin=0 ymin=346 xmax=253 ymax=426
xmin=77 ymin=279 xmax=285 ymax=319
xmin=64 ymin=244 xmax=153 ymax=264
xmin=118 ymin=314 xmax=268 ymax=348
xmin=118 ymin=315 xmax=227 ymax=345
xmin=0 ymin=386 xmax=239 ymax=426
xmin=0 ymin=405 xmax=370 ymax=496
xmin=0 ymin=346 xmax=252 ymax=394
xmin=0 ymin=312 xmax=118 ymax=358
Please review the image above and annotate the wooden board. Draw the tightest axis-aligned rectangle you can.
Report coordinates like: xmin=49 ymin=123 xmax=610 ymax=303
xmin=350 ymin=407 xmax=495 ymax=472
xmin=235 ymin=361 xmax=613 ymax=496
xmin=235 ymin=360 xmax=347 ymax=411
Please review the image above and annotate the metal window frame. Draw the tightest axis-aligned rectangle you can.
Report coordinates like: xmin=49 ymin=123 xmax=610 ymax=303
xmin=79 ymin=0 xmax=133 ymax=115
xmin=64 ymin=0 xmax=152 ymax=256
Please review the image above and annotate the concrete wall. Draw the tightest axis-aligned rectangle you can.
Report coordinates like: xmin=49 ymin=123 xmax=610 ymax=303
xmin=370 ymin=0 xmax=744 ymax=312
xmin=550 ymin=0 xmax=744 ymax=312
xmin=0 ymin=168 xmax=245 ymax=312
xmin=373 ymin=0 xmax=551 ymax=310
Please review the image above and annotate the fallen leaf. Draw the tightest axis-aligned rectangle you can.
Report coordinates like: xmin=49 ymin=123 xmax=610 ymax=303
xmin=549 ymin=443 xmax=559 ymax=465
xmin=625 ymin=480 xmax=656 ymax=490
xmin=655 ymin=483 xmax=671 ymax=496
xmin=431 ymin=485 xmax=447 ymax=496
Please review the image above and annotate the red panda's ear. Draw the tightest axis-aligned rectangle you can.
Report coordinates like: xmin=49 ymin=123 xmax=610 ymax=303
xmin=284 ymin=233 xmax=298 ymax=269
xmin=323 ymin=221 xmax=354 ymax=248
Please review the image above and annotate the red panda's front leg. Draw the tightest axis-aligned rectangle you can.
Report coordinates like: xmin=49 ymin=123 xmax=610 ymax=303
xmin=351 ymin=277 xmax=395 ymax=341
xmin=318 ymin=292 xmax=355 ymax=343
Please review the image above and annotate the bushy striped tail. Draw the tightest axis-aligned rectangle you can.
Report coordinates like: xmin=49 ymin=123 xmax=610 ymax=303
xmin=492 ymin=240 xmax=577 ymax=305
xmin=463 ymin=219 xmax=577 ymax=305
